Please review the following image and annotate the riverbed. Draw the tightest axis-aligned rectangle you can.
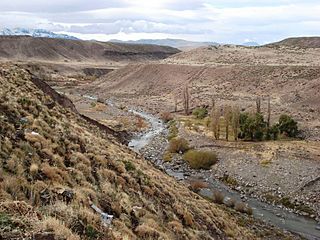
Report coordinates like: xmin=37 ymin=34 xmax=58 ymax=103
xmin=128 ymin=110 xmax=320 ymax=240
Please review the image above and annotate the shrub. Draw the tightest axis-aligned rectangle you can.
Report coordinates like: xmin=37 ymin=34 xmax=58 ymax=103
xmin=160 ymin=112 xmax=174 ymax=123
xmin=224 ymin=197 xmax=236 ymax=208
xmin=124 ymin=161 xmax=136 ymax=172
xmin=212 ymin=191 xmax=225 ymax=204
xmin=167 ymin=120 xmax=178 ymax=140
xmin=192 ymin=107 xmax=208 ymax=119
xmin=163 ymin=151 xmax=173 ymax=162
xmin=234 ymin=202 xmax=253 ymax=215
xmin=183 ymin=150 xmax=217 ymax=169
xmin=30 ymin=164 xmax=39 ymax=176
xmin=266 ymin=124 xmax=280 ymax=140
xmin=278 ymin=114 xmax=298 ymax=137
xmin=168 ymin=138 xmax=190 ymax=154
xmin=189 ymin=180 xmax=208 ymax=193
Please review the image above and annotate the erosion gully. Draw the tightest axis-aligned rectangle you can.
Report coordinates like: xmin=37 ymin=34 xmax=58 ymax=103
xmin=128 ymin=110 xmax=320 ymax=240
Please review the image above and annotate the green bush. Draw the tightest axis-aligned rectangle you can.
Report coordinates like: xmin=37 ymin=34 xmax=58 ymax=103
xmin=266 ymin=124 xmax=280 ymax=140
xmin=239 ymin=113 xmax=266 ymax=141
xmin=278 ymin=114 xmax=298 ymax=137
xmin=183 ymin=150 xmax=217 ymax=169
xmin=168 ymin=138 xmax=190 ymax=153
xmin=167 ymin=120 xmax=178 ymax=140
xmin=192 ymin=107 xmax=208 ymax=119
xmin=124 ymin=161 xmax=136 ymax=172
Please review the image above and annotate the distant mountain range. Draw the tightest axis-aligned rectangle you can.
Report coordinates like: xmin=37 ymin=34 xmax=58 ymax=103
xmin=110 ymin=38 xmax=260 ymax=49
xmin=0 ymin=28 xmax=78 ymax=40
xmin=0 ymin=28 xmax=260 ymax=48
xmin=110 ymin=39 xmax=220 ymax=49
xmin=241 ymin=41 xmax=260 ymax=47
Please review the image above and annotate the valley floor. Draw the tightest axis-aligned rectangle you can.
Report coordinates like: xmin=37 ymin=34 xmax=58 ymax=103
xmin=65 ymin=92 xmax=320 ymax=239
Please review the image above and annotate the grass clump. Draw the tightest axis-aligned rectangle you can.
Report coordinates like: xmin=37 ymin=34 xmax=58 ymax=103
xmin=160 ymin=112 xmax=174 ymax=123
xmin=212 ymin=191 xmax=225 ymax=204
xmin=183 ymin=150 xmax=217 ymax=169
xmin=168 ymin=138 xmax=190 ymax=154
xmin=167 ymin=120 xmax=178 ymax=140
xmin=189 ymin=180 xmax=208 ymax=193
xmin=124 ymin=161 xmax=136 ymax=172
xmin=192 ymin=107 xmax=208 ymax=119
xmin=163 ymin=151 xmax=173 ymax=162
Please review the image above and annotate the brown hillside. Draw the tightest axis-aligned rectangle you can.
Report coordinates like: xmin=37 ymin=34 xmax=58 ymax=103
xmin=0 ymin=36 xmax=180 ymax=63
xmin=0 ymin=64 xmax=263 ymax=239
xmin=85 ymin=63 xmax=320 ymax=139
xmin=267 ymin=37 xmax=320 ymax=48
xmin=164 ymin=44 xmax=320 ymax=66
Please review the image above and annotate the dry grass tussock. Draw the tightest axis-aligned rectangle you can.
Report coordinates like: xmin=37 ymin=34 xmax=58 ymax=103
xmin=0 ymin=64 xmax=258 ymax=239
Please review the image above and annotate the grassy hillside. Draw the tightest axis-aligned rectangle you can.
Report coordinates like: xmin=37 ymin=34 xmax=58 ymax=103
xmin=0 ymin=64 xmax=261 ymax=239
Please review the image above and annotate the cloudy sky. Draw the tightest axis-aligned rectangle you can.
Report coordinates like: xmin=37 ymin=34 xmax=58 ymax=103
xmin=1 ymin=0 xmax=320 ymax=44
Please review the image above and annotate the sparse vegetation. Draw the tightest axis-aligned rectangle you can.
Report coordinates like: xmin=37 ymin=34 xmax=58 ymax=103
xmin=192 ymin=107 xmax=208 ymax=119
xmin=167 ymin=120 xmax=179 ymax=140
xmin=183 ymin=150 xmax=217 ymax=169
xmin=189 ymin=180 xmax=208 ymax=193
xmin=278 ymin=114 xmax=298 ymax=138
xmin=168 ymin=137 xmax=190 ymax=153
xmin=212 ymin=191 xmax=225 ymax=204
xmin=162 ymin=151 xmax=173 ymax=162
xmin=160 ymin=112 xmax=173 ymax=123
xmin=239 ymin=112 xmax=298 ymax=141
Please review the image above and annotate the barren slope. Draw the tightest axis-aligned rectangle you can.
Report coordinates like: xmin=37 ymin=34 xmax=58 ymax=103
xmin=267 ymin=37 xmax=320 ymax=48
xmin=0 ymin=36 xmax=180 ymax=63
xmin=164 ymin=44 xmax=320 ymax=66
xmin=0 ymin=63 xmax=270 ymax=239
xmin=85 ymin=62 xmax=320 ymax=138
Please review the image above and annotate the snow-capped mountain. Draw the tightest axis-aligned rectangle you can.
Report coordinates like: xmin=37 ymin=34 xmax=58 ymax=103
xmin=0 ymin=28 xmax=78 ymax=40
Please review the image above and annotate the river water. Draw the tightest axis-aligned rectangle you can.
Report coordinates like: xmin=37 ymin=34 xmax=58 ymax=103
xmin=128 ymin=110 xmax=320 ymax=240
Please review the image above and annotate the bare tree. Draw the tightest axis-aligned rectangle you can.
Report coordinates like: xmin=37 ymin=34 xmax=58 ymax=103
xmin=211 ymin=97 xmax=215 ymax=111
xmin=211 ymin=108 xmax=220 ymax=140
xmin=256 ymin=97 xmax=261 ymax=114
xmin=224 ymin=106 xmax=232 ymax=141
xmin=174 ymin=95 xmax=178 ymax=112
xmin=232 ymin=106 xmax=240 ymax=141
xmin=183 ymin=85 xmax=190 ymax=115
xmin=267 ymin=96 xmax=271 ymax=128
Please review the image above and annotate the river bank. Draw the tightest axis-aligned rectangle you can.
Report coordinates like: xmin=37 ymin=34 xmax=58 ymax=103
xmin=129 ymin=111 xmax=320 ymax=240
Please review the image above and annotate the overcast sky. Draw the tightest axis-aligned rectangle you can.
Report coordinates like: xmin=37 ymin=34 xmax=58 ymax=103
xmin=1 ymin=0 xmax=320 ymax=44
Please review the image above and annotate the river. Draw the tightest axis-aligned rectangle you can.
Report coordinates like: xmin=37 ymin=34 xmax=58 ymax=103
xmin=128 ymin=110 xmax=320 ymax=240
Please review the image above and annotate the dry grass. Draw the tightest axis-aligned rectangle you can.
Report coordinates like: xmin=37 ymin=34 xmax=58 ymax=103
xmin=168 ymin=137 xmax=190 ymax=153
xmin=189 ymin=180 xmax=208 ymax=193
xmin=183 ymin=150 xmax=217 ymax=170
xmin=160 ymin=112 xmax=173 ymax=123
xmin=212 ymin=191 xmax=225 ymax=204
xmin=0 ymin=64 xmax=262 ymax=239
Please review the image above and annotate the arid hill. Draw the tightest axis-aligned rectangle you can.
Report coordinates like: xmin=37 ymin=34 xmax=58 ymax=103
xmin=267 ymin=37 xmax=320 ymax=48
xmin=0 ymin=63 xmax=273 ymax=239
xmin=164 ymin=44 xmax=320 ymax=66
xmin=83 ymin=44 xmax=320 ymax=140
xmin=0 ymin=36 xmax=180 ymax=63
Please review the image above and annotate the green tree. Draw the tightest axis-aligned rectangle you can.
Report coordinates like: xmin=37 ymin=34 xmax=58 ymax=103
xmin=239 ymin=113 xmax=266 ymax=141
xmin=278 ymin=114 xmax=298 ymax=137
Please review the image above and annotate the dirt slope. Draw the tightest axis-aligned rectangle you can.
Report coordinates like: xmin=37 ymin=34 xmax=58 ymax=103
xmin=85 ymin=61 xmax=320 ymax=139
xmin=0 ymin=36 xmax=180 ymax=63
xmin=267 ymin=37 xmax=320 ymax=48
xmin=164 ymin=44 xmax=320 ymax=66
xmin=0 ymin=63 xmax=266 ymax=239
xmin=81 ymin=42 xmax=320 ymax=140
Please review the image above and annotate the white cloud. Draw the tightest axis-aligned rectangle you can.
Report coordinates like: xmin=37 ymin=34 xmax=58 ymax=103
xmin=1 ymin=0 xmax=320 ymax=44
